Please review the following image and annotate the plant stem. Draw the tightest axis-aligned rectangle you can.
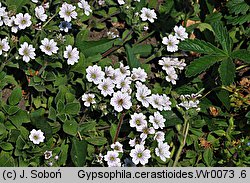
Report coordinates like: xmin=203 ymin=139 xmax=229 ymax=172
xmin=173 ymin=116 xmax=190 ymax=167
xmin=134 ymin=31 xmax=155 ymax=45
xmin=113 ymin=112 xmax=125 ymax=143
xmin=143 ymin=47 xmax=164 ymax=63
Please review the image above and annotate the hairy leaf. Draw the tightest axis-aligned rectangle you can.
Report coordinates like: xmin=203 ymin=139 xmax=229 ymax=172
xmin=70 ymin=137 xmax=87 ymax=166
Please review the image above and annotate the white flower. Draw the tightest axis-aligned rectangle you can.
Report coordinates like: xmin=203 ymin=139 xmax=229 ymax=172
xmin=0 ymin=3 xmax=8 ymax=26
xmin=14 ymin=13 xmax=32 ymax=29
xmin=111 ymin=142 xmax=123 ymax=153
xmin=86 ymin=65 xmax=105 ymax=85
xmin=154 ymin=131 xmax=165 ymax=142
xmin=104 ymin=151 xmax=121 ymax=167
xmin=174 ymin=25 xmax=188 ymax=41
xmin=29 ymin=129 xmax=45 ymax=145
xmin=140 ymin=8 xmax=157 ymax=23
xmin=139 ymin=125 xmax=155 ymax=141
xmin=149 ymin=111 xmax=165 ymax=129
xmin=82 ymin=93 xmax=96 ymax=107
xmin=135 ymin=82 xmax=151 ymax=107
xmin=117 ymin=62 xmax=131 ymax=77
xmin=31 ymin=0 xmax=38 ymax=3
xmin=35 ymin=6 xmax=47 ymax=22
xmin=104 ymin=66 xmax=115 ymax=77
xmin=131 ymin=67 xmax=147 ymax=82
xmin=162 ymin=35 xmax=179 ymax=52
xmin=96 ymin=153 xmax=103 ymax=163
xmin=129 ymin=113 xmax=147 ymax=131
xmin=110 ymin=71 xmax=124 ymax=84
xmin=130 ymin=144 xmax=151 ymax=165
xmin=178 ymin=94 xmax=201 ymax=111
xmin=63 ymin=45 xmax=79 ymax=65
xmin=110 ymin=91 xmax=132 ymax=112
xmin=18 ymin=42 xmax=36 ymax=63
xmin=78 ymin=0 xmax=92 ymax=16
xmin=117 ymin=0 xmax=125 ymax=5
xmin=129 ymin=138 xmax=145 ymax=147
xmin=162 ymin=94 xmax=172 ymax=111
xmin=97 ymin=78 xmax=114 ymax=97
xmin=44 ymin=150 xmax=53 ymax=159
xmin=59 ymin=2 xmax=77 ymax=22
xmin=165 ymin=69 xmax=178 ymax=85
xmin=148 ymin=94 xmax=164 ymax=111
xmin=116 ymin=77 xmax=131 ymax=92
xmin=0 ymin=38 xmax=10 ymax=55
xmin=40 ymin=38 xmax=58 ymax=56
xmin=5 ymin=16 xmax=18 ymax=33
xmin=98 ymin=0 xmax=105 ymax=6
xmin=155 ymin=142 xmax=171 ymax=161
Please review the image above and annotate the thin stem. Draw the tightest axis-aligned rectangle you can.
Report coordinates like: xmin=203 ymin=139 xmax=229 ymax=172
xmin=113 ymin=112 xmax=125 ymax=143
xmin=134 ymin=31 xmax=155 ymax=45
xmin=77 ymin=131 xmax=83 ymax=141
xmin=173 ymin=116 xmax=190 ymax=167
xmin=143 ymin=47 xmax=164 ymax=63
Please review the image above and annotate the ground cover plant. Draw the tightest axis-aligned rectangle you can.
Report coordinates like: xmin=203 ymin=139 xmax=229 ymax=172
xmin=0 ymin=0 xmax=249 ymax=167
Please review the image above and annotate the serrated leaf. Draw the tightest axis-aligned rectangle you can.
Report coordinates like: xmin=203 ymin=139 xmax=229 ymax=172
xmin=227 ymin=0 xmax=249 ymax=15
xmin=218 ymin=58 xmax=235 ymax=86
xmin=179 ymin=39 xmax=226 ymax=55
xmin=231 ymin=49 xmax=250 ymax=63
xmin=70 ymin=137 xmax=87 ymax=167
xmin=211 ymin=21 xmax=232 ymax=53
xmin=186 ymin=55 xmax=226 ymax=77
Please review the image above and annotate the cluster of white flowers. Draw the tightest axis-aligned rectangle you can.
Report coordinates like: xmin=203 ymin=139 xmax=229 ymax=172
xmin=158 ymin=57 xmax=186 ymax=85
xmin=83 ymin=62 xmax=172 ymax=166
xmin=162 ymin=25 xmax=188 ymax=52
xmin=178 ymin=93 xmax=201 ymax=111
xmin=17 ymin=40 xmax=79 ymax=64
xmin=83 ymin=63 xmax=172 ymax=114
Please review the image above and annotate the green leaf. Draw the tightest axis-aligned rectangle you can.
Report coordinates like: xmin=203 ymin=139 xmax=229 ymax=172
xmin=179 ymin=39 xmax=226 ymax=55
xmin=0 ymin=151 xmax=15 ymax=167
xmin=186 ymin=55 xmax=226 ymax=77
xmin=65 ymin=102 xmax=81 ymax=115
xmin=63 ymin=120 xmax=78 ymax=136
xmin=218 ymin=58 xmax=235 ymax=85
xmin=9 ymin=110 xmax=30 ymax=127
xmin=231 ymin=49 xmax=250 ymax=63
xmin=0 ymin=142 xmax=14 ymax=151
xmin=213 ymin=130 xmax=226 ymax=136
xmin=227 ymin=0 xmax=249 ymax=15
xmin=6 ymin=0 xmax=29 ymax=13
xmin=57 ymin=142 xmax=69 ymax=166
xmin=8 ymin=87 xmax=22 ymax=106
xmin=132 ymin=44 xmax=153 ymax=57
xmin=161 ymin=110 xmax=183 ymax=127
xmin=64 ymin=35 xmax=74 ymax=45
xmin=203 ymin=148 xmax=213 ymax=166
xmin=211 ymin=21 xmax=232 ymax=53
xmin=125 ymin=44 xmax=141 ymax=68
xmin=76 ymin=39 xmax=116 ymax=57
xmin=48 ymin=107 xmax=57 ymax=121
xmin=110 ymin=123 xmax=117 ymax=142
xmin=70 ymin=137 xmax=87 ymax=166
xmin=86 ymin=137 xmax=108 ymax=146
xmin=216 ymin=90 xmax=231 ymax=111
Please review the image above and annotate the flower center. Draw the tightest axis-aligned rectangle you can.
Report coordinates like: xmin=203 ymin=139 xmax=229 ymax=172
xmin=135 ymin=119 xmax=141 ymax=125
xmin=109 ymin=156 xmax=115 ymax=161
xmin=87 ymin=97 xmax=93 ymax=103
xmin=102 ymin=84 xmax=108 ymax=90
xmin=33 ymin=135 xmax=39 ymax=140
xmin=91 ymin=73 xmax=97 ymax=79
xmin=66 ymin=10 xmax=72 ymax=16
xmin=21 ymin=19 xmax=27 ymax=25
xmin=23 ymin=48 xmax=29 ymax=56
xmin=137 ymin=152 xmax=143 ymax=158
xmin=118 ymin=99 xmax=124 ymax=106
xmin=45 ymin=45 xmax=51 ymax=51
